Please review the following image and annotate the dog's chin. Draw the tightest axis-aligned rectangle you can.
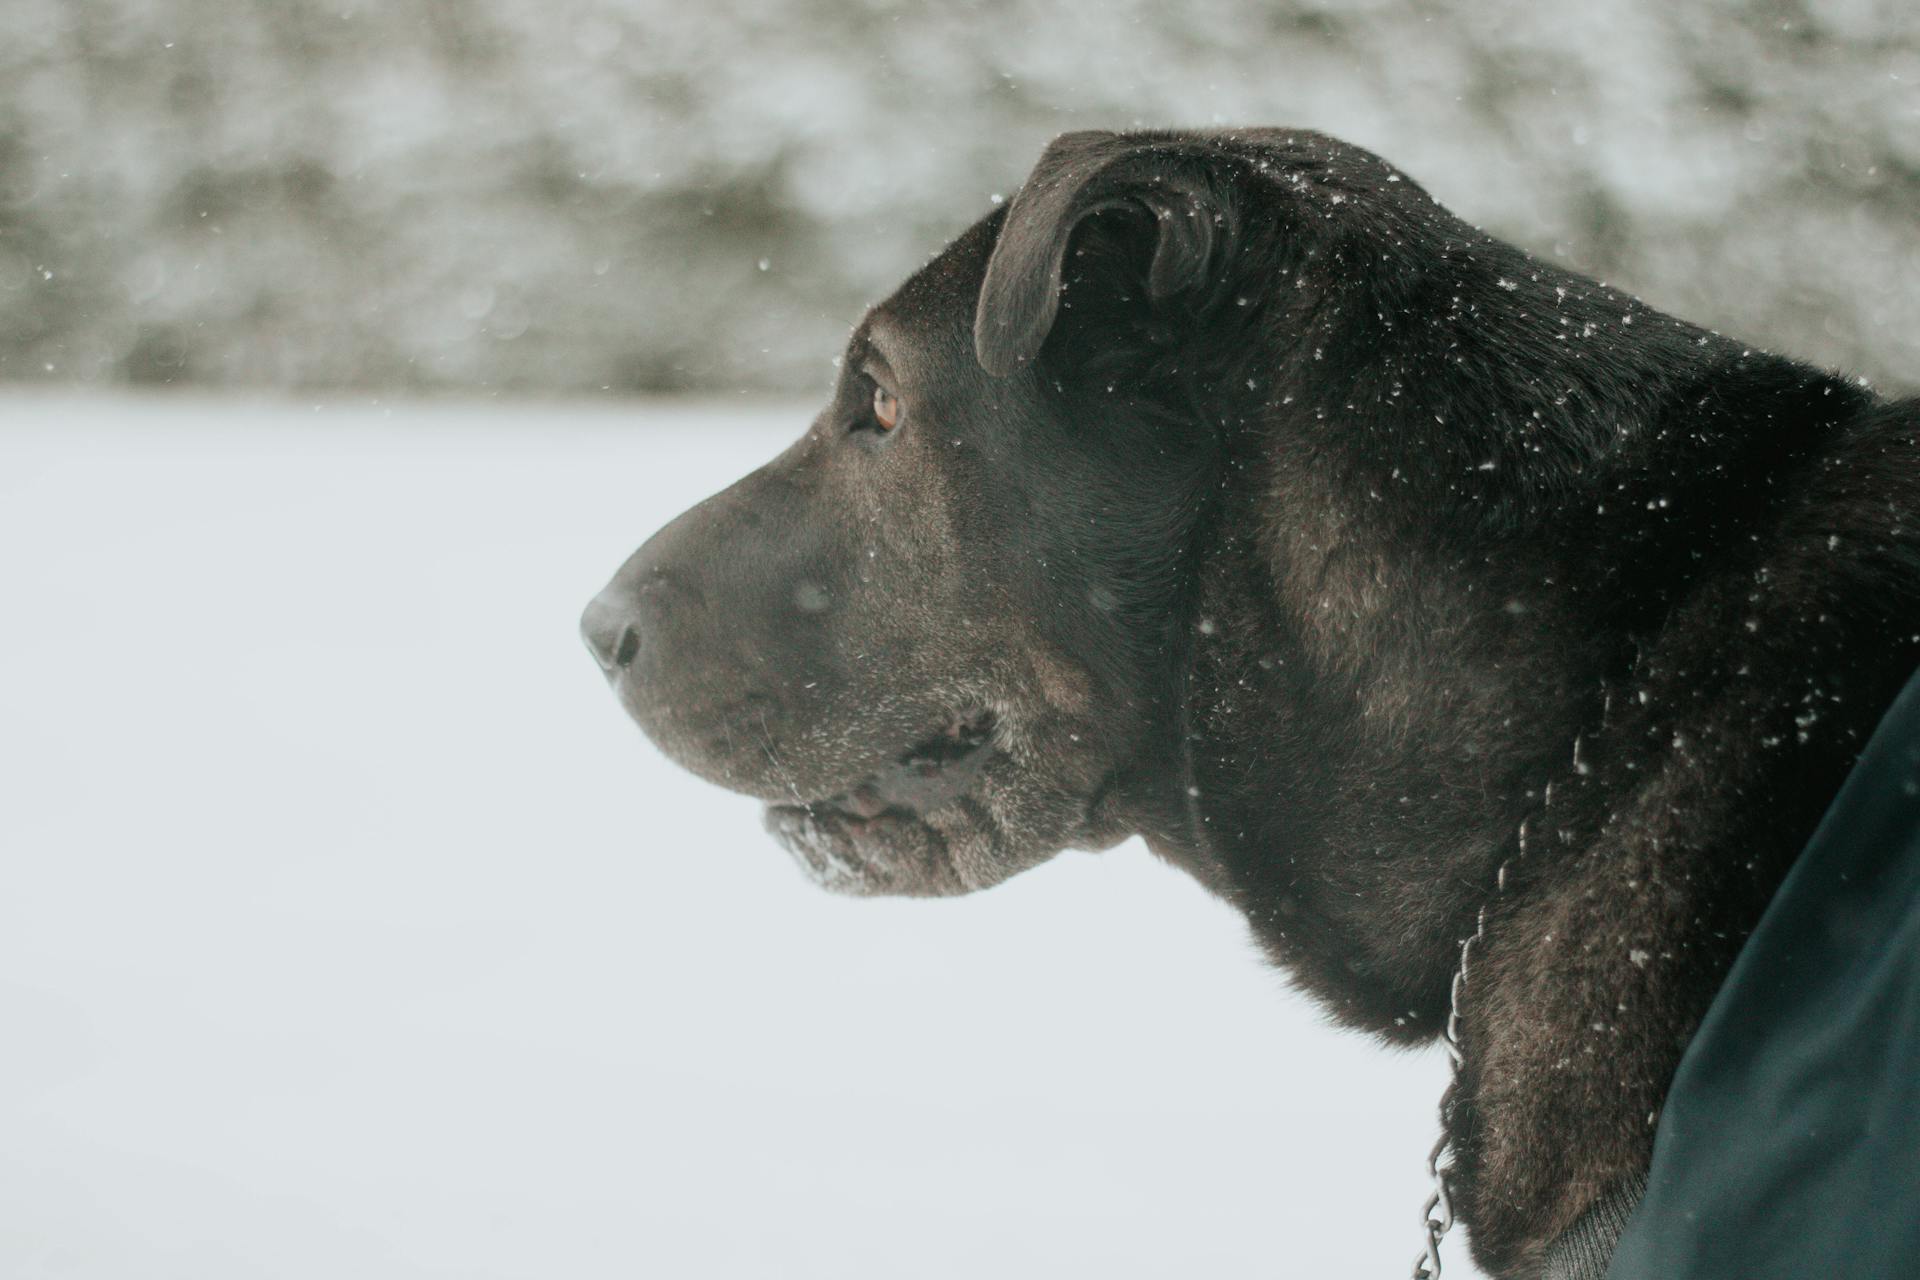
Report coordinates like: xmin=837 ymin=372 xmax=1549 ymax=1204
xmin=760 ymin=709 xmax=1085 ymax=897
xmin=763 ymin=803 xmax=974 ymax=897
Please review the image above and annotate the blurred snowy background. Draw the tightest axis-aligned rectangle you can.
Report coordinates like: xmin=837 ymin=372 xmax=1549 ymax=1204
xmin=2 ymin=0 xmax=1918 ymax=395
xmin=5 ymin=4 xmax=1918 ymax=1278
xmin=5 ymin=398 xmax=1467 ymax=1279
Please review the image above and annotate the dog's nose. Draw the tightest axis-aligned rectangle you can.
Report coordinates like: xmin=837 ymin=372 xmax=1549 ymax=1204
xmin=580 ymin=590 xmax=641 ymax=673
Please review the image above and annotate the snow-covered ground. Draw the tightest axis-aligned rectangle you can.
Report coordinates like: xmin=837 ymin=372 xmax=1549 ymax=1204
xmin=0 ymin=395 xmax=1481 ymax=1279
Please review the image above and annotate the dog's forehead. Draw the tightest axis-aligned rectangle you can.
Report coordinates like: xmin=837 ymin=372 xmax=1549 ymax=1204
xmin=862 ymin=208 xmax=1004 ymax=359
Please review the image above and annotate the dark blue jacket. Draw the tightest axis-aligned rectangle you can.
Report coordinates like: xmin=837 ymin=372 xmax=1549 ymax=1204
xmin=1607 ymin=669 xmax=1920 ymax=1277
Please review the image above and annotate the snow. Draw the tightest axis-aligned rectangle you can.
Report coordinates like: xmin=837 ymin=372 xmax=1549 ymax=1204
xmin=0 ymin=394 xmax=1481 ymax=1279
xmin=5 ymin=4 xmax=1918 ymax=398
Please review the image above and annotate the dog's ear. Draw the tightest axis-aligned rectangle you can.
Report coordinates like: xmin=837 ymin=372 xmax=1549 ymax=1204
xmin=974 ymin=131 xmax=1236 ymax=378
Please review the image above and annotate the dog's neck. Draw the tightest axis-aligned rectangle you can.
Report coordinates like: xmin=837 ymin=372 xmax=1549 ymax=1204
xmin=1128 ymin=286 xmax=1885 ymax=1039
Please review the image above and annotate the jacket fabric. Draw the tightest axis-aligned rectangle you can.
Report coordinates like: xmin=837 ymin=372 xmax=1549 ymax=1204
xmin=1604 ymin=668 xmax=1920 ymax=1278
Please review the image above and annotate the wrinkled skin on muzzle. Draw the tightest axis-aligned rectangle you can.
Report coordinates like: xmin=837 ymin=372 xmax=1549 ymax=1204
xmin=583 ymin=215 xmax=1209 ymax=896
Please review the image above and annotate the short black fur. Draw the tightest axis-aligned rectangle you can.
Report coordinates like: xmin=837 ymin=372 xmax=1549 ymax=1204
xmin=586 ymin=128 xmax=1920 ymax=1278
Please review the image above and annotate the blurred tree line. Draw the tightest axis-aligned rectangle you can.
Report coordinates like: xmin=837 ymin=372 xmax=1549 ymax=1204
xmin=1 ymin=0 xmax=1915 ymax=395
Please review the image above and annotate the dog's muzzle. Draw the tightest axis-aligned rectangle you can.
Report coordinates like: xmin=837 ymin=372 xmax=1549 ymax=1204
xmin=580 ymin=587 xmax=642 ymax=676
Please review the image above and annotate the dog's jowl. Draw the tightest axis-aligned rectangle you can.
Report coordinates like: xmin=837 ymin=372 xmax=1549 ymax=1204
xmin=583 ymin=129 xmax=1920 ymax=1278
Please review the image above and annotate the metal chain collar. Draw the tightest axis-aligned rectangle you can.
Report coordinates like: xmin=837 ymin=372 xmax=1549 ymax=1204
xmin=1410 ymin=756 xmax=1571 ymax=1278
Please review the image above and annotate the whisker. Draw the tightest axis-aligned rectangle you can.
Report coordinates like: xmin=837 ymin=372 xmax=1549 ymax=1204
xmin=757 ymin=709 xmax=810 ymax=809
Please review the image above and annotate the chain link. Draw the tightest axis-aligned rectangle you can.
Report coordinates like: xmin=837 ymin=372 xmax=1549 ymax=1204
xmin=1410 ymin=790 xmax=1547 ymax=1279
xmin=1407 ymin=707 xmax=1603 ymax=1277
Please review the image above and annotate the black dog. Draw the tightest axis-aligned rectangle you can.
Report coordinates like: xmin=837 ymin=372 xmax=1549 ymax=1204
xmin=583 ymin=129 xmax=1920 ymax=1278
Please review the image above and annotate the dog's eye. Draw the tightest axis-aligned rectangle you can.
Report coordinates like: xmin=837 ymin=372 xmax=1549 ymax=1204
xmin=871 ymin=386 xmax=902 ymax=432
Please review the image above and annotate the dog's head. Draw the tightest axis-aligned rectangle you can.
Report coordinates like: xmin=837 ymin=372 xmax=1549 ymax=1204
xmin=583 ymin=129 xmax=1410 ymax=895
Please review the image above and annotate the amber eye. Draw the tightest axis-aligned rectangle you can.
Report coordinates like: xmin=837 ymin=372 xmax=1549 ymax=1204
xmin=871 ymin=386 xmax=902 ymax=431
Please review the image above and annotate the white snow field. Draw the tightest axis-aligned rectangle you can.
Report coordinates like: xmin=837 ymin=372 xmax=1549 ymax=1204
xmin=0 ymin=395 xmax=1483 ymax=1279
